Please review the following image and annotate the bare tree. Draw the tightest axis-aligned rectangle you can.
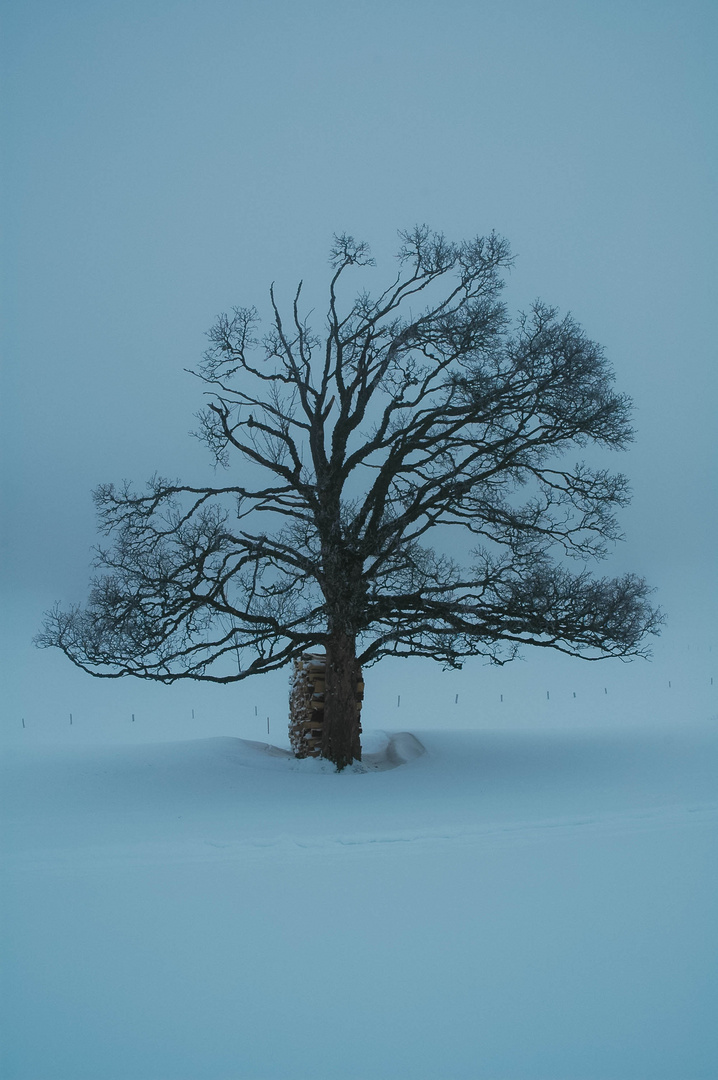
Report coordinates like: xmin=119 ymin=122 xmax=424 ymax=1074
xmin=37 ymin=228 xmax=661 ymax=768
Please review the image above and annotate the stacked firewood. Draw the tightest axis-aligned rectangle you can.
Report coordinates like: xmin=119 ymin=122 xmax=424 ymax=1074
xmin=289 ymin=653 xmax=327 ymax=757
xmin=288 ymin=653 xmax=364 ymax=758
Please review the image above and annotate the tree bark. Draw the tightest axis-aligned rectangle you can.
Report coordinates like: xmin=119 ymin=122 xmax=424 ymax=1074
xmin=322 ymin=630 xmax=362 ymax=770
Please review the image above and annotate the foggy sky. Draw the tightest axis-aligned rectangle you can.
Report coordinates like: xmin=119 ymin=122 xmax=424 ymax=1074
xmin=2 ymin=0 xmax=716 ymax=728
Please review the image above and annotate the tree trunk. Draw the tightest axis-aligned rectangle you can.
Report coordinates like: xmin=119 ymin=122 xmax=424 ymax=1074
xmin=321 ymin=630 xmax=362 ymax=770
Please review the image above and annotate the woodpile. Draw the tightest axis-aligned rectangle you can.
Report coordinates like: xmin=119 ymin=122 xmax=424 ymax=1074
xmin=288 ymin=652 xmax=364 ymax=758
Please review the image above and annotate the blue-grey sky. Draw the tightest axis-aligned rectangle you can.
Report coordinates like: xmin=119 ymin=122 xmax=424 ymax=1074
xmin=2 ymin=0 xmax=716 ymax=728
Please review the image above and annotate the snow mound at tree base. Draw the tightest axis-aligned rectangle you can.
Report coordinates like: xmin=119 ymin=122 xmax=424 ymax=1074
xmin=361 ymin=729 xmax=426 ymax=770
xmin=242 ymin=729 xmax=426 ymax=772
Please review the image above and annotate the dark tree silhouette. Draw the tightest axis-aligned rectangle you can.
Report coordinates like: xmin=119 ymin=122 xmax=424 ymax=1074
xmin=37 ymin=228 xmax=661 ymax=768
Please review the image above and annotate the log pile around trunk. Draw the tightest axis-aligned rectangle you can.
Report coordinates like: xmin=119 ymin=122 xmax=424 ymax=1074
xmin=289 ymin=652 xmax=364 ymax=758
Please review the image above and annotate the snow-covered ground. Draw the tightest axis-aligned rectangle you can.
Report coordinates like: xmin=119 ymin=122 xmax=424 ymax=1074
xmin=2 ymin=640 xmax=717 ymax=1079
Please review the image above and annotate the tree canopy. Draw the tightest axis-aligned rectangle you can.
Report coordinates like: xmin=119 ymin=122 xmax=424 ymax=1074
xmin=38 ymin=227 xmax=661 ymax=765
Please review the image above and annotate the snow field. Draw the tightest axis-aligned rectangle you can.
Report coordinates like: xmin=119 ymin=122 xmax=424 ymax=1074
xmin=2 ymin=723 xmax=718 ymax=1079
